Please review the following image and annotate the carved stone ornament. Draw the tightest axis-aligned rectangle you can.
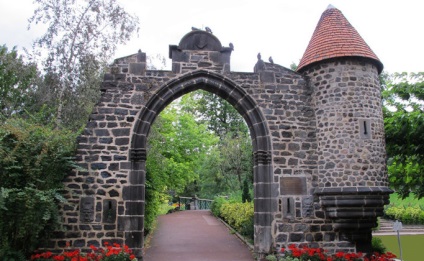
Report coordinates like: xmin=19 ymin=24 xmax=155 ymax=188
xmin=80 ymin=197 xmax=95 ymax=223
xmin=130 ymin=148 xmax=147 ymax=161
xmin=254 ymin=150 xmax=272 ymax=164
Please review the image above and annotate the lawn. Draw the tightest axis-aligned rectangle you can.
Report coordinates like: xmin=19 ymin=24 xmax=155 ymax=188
xmin=374 ymin=234 xmax=424 ymax=261
xmin=388 ymin=193 xmax=424 ymax=208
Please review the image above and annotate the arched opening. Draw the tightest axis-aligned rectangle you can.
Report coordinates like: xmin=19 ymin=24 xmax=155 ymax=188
xmin=128 ymin=70 xmax=275 ymax=256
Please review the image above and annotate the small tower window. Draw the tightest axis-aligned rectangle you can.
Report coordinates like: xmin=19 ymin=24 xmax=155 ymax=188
xmin=359 ymin=119 xmax=371 ymax=139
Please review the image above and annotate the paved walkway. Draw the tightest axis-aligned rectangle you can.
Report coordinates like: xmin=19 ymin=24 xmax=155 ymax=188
xmin=143 ymin=210 xmax=255 ymax=261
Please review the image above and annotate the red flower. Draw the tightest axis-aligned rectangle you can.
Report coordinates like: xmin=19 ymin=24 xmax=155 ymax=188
xmin=53 ymin=256 xmax=65 ymax=261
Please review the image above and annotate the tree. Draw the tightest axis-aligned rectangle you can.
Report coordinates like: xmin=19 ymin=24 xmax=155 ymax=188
xmin=28 ymin=0 xmax=140 ymax=129
xmin=218 ymin=131 xmax=253 ymax=190
xmin=0 ymin=118 xmax=77 ymax=259
xmin=382 ymin=72 xmax=424 ymax=198
xmin=0 ymin=45 xmax=37 ymax=120
xmin=179 ymin=91 xmax=253 ymax=198
xmin=181 ymin=90 xmax=248 ymax=138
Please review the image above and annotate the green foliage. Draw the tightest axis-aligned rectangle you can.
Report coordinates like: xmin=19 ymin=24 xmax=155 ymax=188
xmin=28 ymin=0 xmax=139 ymax=129
xmin=0 ymin=118 xmax=77 ymax=258
xmin=242 ymin=178 xmax=252 ymax=203
xmin=211 ymin=196 xmax=254 ymax=238
xmin=371 ymin=237 xmax=387 ymax=254
xmin=181 ymin=90 xmax=248 ymax=138
xmin=382 ymin=72 xmax=424 ymax=198
xmin=198 ymin=131 xmax=253 ymax=198
xmin=219 ymin=201 xmax=254 ymax=238
xmin=384 ymin=205 xmax=424 ymax=224
xmin=279 ymin=257 xmax=300 ymax=261
xmin=211 ymin=197 xmax=227 ymax=217
xmin=0 ymin=45 xmax=37 ymax=120
xmin=265 ymin=254 xmax=278 ymax=261
xmin=388 ymin=193 xmax=424 ymax=208
xmin=144 ymin=91 xmax=253 ymax=235
xmin=144 ymin=104 xmax=218 ymax=234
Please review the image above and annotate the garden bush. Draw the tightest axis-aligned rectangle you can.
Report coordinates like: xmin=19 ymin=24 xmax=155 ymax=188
xmin=0 ymin=118 xmax=77 ymax=259
xmin=385 ymin=205 xmax=424 ymax=224
xmin=219 ymin=201 xmax=254 ymax=238
xmin=211 ymin=196 xmax=227 ymax=217
xmin=371 ymin=237 xmax=387 ymax=254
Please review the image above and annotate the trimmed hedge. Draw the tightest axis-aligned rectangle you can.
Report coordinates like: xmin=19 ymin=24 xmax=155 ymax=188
xmin=211 ymin=197 xmax=254 ymax=239
xmin=385 ymin=206 xmax=424 ymax=224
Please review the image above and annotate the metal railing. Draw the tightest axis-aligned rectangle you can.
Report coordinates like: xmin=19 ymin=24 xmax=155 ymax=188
xmin=177 ymin=196 xmax=213 ymax=210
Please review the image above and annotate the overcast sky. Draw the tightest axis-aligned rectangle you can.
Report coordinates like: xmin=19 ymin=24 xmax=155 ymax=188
xmin=1 ymin=0 xmax=423 ymax=73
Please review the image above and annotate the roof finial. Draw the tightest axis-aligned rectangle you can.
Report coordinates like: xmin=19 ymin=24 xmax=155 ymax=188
xmin=327 ymin=4 xmax=336 ymax=10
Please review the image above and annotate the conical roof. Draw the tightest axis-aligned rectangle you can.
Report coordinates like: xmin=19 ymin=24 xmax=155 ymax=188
xmin=297 ymin=5 xmax=383 ymax=73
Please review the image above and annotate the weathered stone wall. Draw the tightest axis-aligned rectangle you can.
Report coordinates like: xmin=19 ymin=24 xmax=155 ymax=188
xmin=49 ymin=31 xmax=390 ymax=259
xmin=307 ymin=59 xmax=388 ymax=188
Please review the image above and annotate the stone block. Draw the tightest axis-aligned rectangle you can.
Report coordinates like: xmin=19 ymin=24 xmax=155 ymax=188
xmin=118 ymin=216 xmax=143 ymax=231
xmin=112 ymin=128 xmax=130 ymax=137
xmin=125 ymin=231 xmax=143 ymax=248
xmin=123 ymin=185 xmax=145 ymax=200
xmin=260 ymin=71 xmax=275 ymax=83
xmin=125 ymin=201 xmax=144 ymax=215
xmin=129 ymin=63 xmax=146 ymax=75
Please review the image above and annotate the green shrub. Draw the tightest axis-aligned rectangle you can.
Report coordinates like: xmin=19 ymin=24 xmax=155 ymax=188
xmin=420 ymin=211 xmax=424 ymax=223
xmin=0 ymin=118 xmax=77 ymax=258
xmin=372 ymin=237 xmax=387 ymax=254
xmin=220 ymin=201 xmax=254 ymax=238
xmin=385 ymin=205 xmax=424 ymax=224
xmin=242 ymin=178 xmax=251 ymax=203
xmin=211 ymin=196 xmax=227 ymax=217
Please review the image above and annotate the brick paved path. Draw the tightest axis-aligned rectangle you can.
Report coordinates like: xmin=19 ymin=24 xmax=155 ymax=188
xmin=143 ymin=210 xmax=255 ymax=261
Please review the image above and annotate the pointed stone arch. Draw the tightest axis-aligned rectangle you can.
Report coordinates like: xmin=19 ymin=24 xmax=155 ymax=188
xmin=127 ymin=69 xmax=275 ymax=255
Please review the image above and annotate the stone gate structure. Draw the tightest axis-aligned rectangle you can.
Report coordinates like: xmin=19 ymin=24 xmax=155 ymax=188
xmin=54 ymin=5 xmax=391 ymax=259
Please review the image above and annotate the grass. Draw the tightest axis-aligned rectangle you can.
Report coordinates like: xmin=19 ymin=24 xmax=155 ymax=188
xmin=388 ymin=193 xmax=424 ymax=208
xmin=157 ymin=202 xmax=174 ymax=215
xmin=375 ymin=234 xmax=424 ymax=261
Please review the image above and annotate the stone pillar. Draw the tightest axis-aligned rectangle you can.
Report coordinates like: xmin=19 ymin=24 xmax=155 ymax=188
xmin=121 ymin=148 xmax=147 ymax=259
xmin=253 ymin=150 xmax=276 ymax=256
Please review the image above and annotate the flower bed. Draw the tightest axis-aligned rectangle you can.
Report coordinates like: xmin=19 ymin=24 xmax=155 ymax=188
xmin=31 ymin=242 xmax=136 ymax=261
xmin=277 ymin=244 xmax=397 ymax=261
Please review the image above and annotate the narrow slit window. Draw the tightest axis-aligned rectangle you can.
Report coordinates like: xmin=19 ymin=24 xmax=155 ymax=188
xmin=363 ymin=121 xmax=368 ymax=135
xmin=287 ymin=198 xmax=291 ymax=214
xmin=279 ymin=199 xmax=282 ymax=212
xmin=360 ymin=119 xmax=371 ymax=139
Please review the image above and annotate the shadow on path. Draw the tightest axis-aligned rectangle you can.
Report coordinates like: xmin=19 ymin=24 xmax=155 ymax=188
xmin=144 ymin=210 xmax=255 ymax=261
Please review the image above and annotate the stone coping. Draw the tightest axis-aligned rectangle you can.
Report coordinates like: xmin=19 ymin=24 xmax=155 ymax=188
xmin=315 ymin=187 xmax=393 ymax=195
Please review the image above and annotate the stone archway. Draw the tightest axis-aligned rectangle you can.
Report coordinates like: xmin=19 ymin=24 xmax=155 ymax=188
xmin=50 ymin=27 xmax=391 ymax=259
xmin=126 ymin=70 xmax=276 ymax=256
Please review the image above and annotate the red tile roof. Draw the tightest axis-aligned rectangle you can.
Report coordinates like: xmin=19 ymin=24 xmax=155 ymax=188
xmin=297 ymin=5 xmax=383 ymax=73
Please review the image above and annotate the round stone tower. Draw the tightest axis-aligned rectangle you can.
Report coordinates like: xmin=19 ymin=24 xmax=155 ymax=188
xmin=297 ymin=5 xmax=391 ymax=253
